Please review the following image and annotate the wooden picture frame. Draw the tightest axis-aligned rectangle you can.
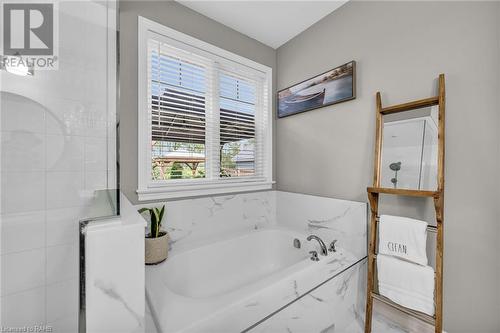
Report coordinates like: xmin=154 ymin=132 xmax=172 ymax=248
xmin=277 ymin=60 xmax=356 ymax=118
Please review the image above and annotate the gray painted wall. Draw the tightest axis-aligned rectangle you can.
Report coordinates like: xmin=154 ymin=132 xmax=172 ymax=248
xmin=119 ymin=0 xmax=276 ymax=204
xmin=276 ymin=1 xmax=500 ymax=332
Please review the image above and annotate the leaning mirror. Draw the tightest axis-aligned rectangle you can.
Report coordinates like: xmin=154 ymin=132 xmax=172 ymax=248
xmin=380 ymin=106 xmax=439 ymax=190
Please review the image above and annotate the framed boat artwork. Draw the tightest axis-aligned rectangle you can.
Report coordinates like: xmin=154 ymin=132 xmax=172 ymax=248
xmin=277 ymin=61 xmax=356 ymax=118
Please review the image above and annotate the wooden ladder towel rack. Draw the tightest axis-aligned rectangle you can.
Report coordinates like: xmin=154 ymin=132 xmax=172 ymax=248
xmin=365 ymin=74 xmax=445 ymax=333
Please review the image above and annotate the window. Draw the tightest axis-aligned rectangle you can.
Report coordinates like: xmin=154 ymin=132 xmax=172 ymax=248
xmin=138 ymin=17 xmax=273 ymax=200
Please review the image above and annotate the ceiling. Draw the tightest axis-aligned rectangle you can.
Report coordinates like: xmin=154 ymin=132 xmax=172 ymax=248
xmin=176 ymin=1 xmax=348 ymax=49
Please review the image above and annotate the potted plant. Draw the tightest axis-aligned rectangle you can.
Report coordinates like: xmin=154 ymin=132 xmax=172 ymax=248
xmin=138 ymin=205 xmax=168 ymax=265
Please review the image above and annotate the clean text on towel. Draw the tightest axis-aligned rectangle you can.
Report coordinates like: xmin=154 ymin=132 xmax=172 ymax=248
xmin=387 ymin=242 xmax=407 ymax=254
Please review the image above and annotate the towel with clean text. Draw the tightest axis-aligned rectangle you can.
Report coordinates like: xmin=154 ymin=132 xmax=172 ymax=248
xmin=378 ymin=214 xmax=428 ymax=266
xmin=377 ymin=254 xmax=435 ymax=316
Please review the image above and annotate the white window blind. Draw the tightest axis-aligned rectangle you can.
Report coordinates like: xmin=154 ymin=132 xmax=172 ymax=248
xmin=148 ymin=39 xmax=215 ymax=180
xmin=139 ymin=18 xmax=272 ymax=200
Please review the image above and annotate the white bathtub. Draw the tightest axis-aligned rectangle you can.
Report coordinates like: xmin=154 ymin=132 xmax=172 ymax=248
xmin=146 ymin=227 xmax=360 ymax=332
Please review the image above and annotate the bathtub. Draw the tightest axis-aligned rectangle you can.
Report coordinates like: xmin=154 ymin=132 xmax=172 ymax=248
xmin=146 ymin=227 xmax=362 ymax=332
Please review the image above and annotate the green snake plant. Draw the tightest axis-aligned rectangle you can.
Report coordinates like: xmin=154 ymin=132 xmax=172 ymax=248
xmin=138 ymin=205 xmax=165 ymax=238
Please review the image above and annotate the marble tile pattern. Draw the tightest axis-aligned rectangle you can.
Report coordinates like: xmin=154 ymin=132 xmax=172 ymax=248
xmin=148 ymin=246 xmax=360 ymax=333
xmin=276 ymin=191 xmax=367 ymax=260
xmin=143 ymin=190 xmax=367 ymax=332
xmin=248 ymin=261 xmax=365 ymax=333
xmin=138 ymin=190 xmax=366 ymax=259
xmin=84 ymin=193 xmax=146 ymax=333
xmin=136 ymin=190 xmax=277 ymax=252
xmin=0 ymin=1 xmax=117 ymax=330
xmin=246 ymin=259 xmax=406 ymax=333
xmin=145 ymin=301 xmax=159 ymax=333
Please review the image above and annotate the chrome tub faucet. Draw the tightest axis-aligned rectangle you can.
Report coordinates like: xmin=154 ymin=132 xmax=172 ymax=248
xmin=307 ymin=235 xmax=328 ymax=256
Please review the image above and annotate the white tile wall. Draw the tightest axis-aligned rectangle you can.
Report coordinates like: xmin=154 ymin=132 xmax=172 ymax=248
xmin=0 ymin=0 xmax=117 ymax=329
xmin=1 ymin=172 xmax=46 ymax=214
xmin=84 ymin=136 xmax=108 ymax=172
xmin=1 ymin=248 xmax=46 ymax=296
xmin=46 ymin=244 xmax=79 ymax=285
xmin=1 ymin=131 xmax=46 ymax=172
xmin=1 ymin=287 xmax=46 ymax=327
xmin=46 ymin=135 xmax=85 ymax=171
xmin=1 ymin=211 xmax=45 ymax=255
xmin=46 ymin=171 xmax=86 ymax=209
xmin=46 ymin=278 xmax=78 ymax=324
xmin=46 ymin=207 xmax=84 ymax=247
xmin=0 ymin=94 xmax=46 ymax=133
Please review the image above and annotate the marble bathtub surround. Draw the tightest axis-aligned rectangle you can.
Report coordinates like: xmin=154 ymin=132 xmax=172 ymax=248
xmin=142 ymin=190 xmax=367 ymax=332
xmin=136 ymin=190 xmax=366 ymax=259
xmin=147 ymin=228 xmax=363 ymax=332
xmin=247 ymin=260 xmax=365 ymax=333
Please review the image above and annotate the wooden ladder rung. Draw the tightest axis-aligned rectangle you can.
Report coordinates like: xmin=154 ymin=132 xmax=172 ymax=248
xmin=379 ymin=96 xmax=439 ymax=115
xmin=371 ymin=292 xmax=436 ymax=325
xmin=367 ymin=187 xmax=440 ymax=198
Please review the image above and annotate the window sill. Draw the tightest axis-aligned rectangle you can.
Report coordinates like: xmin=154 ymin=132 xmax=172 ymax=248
xmin=136 ymin=180 xmax=274 ymax=201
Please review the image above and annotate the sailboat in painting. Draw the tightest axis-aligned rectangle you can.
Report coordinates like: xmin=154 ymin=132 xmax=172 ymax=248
xmin=278 ymin=61 xmax=356 ymax=118
xmin=283 ymin=89 xmax=326 ymax=113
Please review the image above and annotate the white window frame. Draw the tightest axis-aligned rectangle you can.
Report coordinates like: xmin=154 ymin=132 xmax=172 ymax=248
xmin=137 ymin=17 xmax=273 ymax=201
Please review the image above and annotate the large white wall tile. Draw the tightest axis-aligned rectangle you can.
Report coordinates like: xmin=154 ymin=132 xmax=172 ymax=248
xmin=84 ymin=69 xmax=107 ymax=105
xmin=1 ymin=287 xmax=46 ymax=327
xmin=48 ymin=64 xmax=87 ymax=103
xmin=84 ymin=103 xmax=108 ymax=138
xmin=1 ymin=211 xmax=45 ymax=255
xmin=46 ymin=171 xmax=85 ymax=209
xmin=85 ymin=137 xmax=108 ymax=172
xmin=1 ymin=171 xmax=46 ymax=214
xmin=164 ymin=191 xmax=276 ymax=247
xmin=276 ymin=191 xmax=367 ymax=260
xmin=1 ymin=131 xmax=45 ymax=172
xmin=46 ymin=244 xmax=78 ymax=285
xmin=45 ymin=97 xmax=87 ymax=136
xmin=1 ymin=92 xmax=46 ymax=133
xmin=46 ymin=135 xmax=85 ymax=171
xmin=85 ymin=171 xmax=108 ymax=191
xmin=59 ymin=2 xmax=89 ymax=60
xmin=46 ymin=207 xmax=84 ymax=247
xmin=1 ymin=248 xmax=46 ymax=296
xmin=47 ymin=315 xmax=78 ymax=333
xmin=46 ymin=278 xmax=78 ymax=325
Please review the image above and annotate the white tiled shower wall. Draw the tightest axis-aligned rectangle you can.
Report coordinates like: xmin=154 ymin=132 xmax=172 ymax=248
xmin=0 ymin=1 xmax=116 ymax=330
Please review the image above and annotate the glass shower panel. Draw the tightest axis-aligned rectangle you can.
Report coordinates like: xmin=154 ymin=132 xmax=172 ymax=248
xmin=0 ymin=1 xmax=117 ymax=331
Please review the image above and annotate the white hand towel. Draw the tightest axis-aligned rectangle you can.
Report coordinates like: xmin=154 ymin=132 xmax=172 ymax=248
xmin=379 ymin=214 xmax=428 ymax=266
xmin=377 ymin=254 xmax=435 ymax=316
